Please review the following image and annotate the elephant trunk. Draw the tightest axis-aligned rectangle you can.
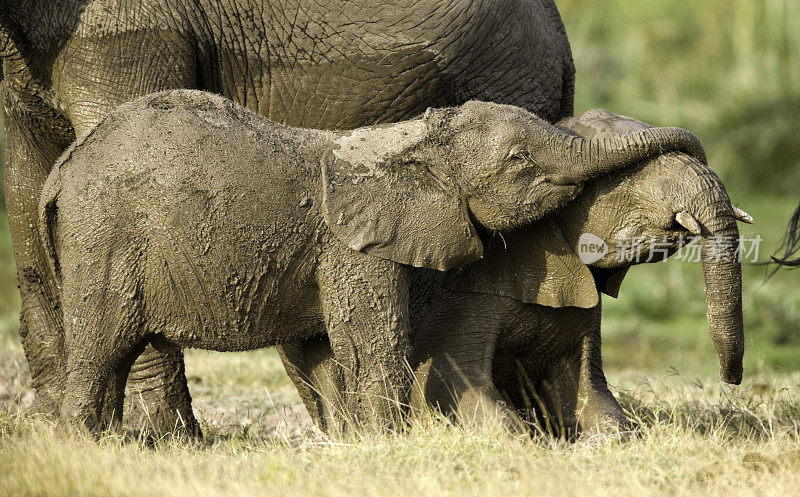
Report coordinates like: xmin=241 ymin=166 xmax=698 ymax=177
xmin=546 ymin=126 xmax=707 ymax=184
xmin=682 ymin=157 xmax=744 ymax=384
xmin=700 ymin=236 xmax=744 ymax=384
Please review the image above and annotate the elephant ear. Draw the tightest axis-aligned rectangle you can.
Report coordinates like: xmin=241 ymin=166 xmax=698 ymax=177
xmin=439 ymin=217 xmax=599 ymax=308
xmin=590 ymin=267 xmax=630 ymax=298
xmin=321 ymin=121 xmax=483 ymax=271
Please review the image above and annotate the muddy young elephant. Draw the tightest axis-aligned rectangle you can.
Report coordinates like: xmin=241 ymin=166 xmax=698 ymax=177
xmin=280 ymin=109 xmax=751 ymax=436
xmin=1 ymin=0 xmax=576 ymax=430
xmin=40 ymin=91 xmax=705 ymax=433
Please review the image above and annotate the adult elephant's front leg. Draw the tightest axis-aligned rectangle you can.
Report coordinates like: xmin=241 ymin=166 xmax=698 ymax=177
xmin=2 ymin=92 xmax=74 ymax=416
xmin=317 ymin=247 xmax=413 ymax=430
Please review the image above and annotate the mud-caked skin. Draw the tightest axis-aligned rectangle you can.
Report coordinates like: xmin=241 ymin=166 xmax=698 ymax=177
xmin=0 ymin=0 xmax=721 ymax=436
xmin=1 ymin=0 xmax=580 ymax=432
xmin=2 ymin=0 xmax=578 ymax=432
xmin=284 ymin=110 xmax=749 ymax=436
xmin=42 ymin=91 xmax=708 ymax=433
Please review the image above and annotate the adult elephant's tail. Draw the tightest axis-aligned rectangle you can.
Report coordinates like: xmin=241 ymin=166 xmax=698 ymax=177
xmin=772 ymin=202 xmax=800 ymax=268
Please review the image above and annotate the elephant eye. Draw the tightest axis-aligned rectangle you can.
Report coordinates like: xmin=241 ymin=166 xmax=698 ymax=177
xmin=507 ymin=147 xmax=537 ymax=165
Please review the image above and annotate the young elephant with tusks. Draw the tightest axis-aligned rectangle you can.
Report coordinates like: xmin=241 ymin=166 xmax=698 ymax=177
xmin=281 ymin=110 xmax=752 ymax=436
xmin=39 ymin=90 xmax=704 ymax=433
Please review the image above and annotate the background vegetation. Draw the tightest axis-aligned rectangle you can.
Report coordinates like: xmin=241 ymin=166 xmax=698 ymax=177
xmin=561 ymin=0 xmax=800 ymax=375
xmin=1 ymin=1 xmax=799 ymax=495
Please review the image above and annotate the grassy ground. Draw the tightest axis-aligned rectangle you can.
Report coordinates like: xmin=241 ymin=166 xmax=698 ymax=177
xmin=2 ymin=355 xmax=800 ymax=497
xmin=1 ymin=0 xmax=800 ymax=494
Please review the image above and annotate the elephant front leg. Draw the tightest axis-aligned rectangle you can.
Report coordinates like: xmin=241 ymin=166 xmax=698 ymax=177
xmin=503 ymin=304 xmax=629 ymax=438
xmin=573 ymin=311 xmax=630 ymax=435
xmin=2 ymin=92 xmax=74 ymax=416
xmin=542 ymin=303 xmax=629 ymax=435
xmin=417 ymin=355 xmax=521 ymax=432
xmin=278 ymin=338 xmax=346 ymax=434
xmin=318 ymin=249 xmax=413 ymax=430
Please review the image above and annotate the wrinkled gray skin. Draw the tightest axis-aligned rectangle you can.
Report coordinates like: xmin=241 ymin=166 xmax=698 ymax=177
xmin=1 ymin=0 xmax=580 ymax=434
xmin=282 ymin=110 xmax=746 ymax=436
xmin=41 ymin=91 xmax=706 ymax=433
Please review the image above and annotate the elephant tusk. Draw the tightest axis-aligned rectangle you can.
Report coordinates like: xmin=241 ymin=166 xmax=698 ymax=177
xmin=676 ymin=211 xmax=702 ymax=235
xmin=733 ymin=206 xmax=755 ymax=224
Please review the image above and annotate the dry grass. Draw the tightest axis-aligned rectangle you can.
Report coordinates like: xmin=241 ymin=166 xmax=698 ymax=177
xmin=2 ymin=342 xmax=800 ymax=497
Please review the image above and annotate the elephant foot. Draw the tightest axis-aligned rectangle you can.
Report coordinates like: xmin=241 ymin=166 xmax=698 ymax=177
xmin=575 ymin=387 xmax=631 ymax=438
xmin=18 ymin=316 xmax=66 ymax=418
xmin=454 ymin=387 xmax=527 ymax=435
xmin=125 ymin=345 xmax=201 ymax=438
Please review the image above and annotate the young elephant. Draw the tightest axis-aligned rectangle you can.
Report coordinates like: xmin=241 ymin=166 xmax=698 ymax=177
xmin=40 ymin=90 xmax=704 ymax=433
xmin=280 ymin=110 xmax=752 ymax=436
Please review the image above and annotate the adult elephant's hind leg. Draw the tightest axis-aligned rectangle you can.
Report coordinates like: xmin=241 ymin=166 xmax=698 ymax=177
xmin=318 ymin=247 xmax=413 ymax=430
xmin=3 ymin=94 xmax=75 ymax=416
xmin=122 ymin=346 xmax=200 ymax=437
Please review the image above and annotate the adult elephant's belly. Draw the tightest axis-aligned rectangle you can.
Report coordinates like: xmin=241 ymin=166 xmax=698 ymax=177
xmin=202 ymin=0 xmax=572 ymax=127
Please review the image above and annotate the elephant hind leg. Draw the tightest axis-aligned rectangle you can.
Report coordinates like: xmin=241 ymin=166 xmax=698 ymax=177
xmin=100 ymin=342 xmax=149 ymax=432
xmin=59 ymin=252 xmax=148 ymax=434
xmin=3 ymin=99 xmax=74 ymax=417
xmin=123 ymin=346 xmax=201 ymax=438
xmin=61 ymin=323 xmax=145 ymax=435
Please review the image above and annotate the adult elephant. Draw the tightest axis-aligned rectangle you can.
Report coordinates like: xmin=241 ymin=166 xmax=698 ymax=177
xmin=1 ymin=0 xmax=575 ymax=433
